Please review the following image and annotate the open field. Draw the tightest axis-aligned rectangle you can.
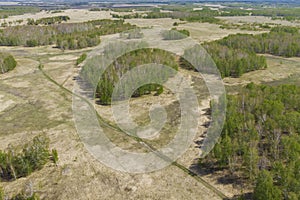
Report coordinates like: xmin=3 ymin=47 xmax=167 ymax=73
xmin=125 ymin=18 xmax=180 ymax=29
xmin=124 ymin=19 xmax=268 ymax=42
xmin=176 ymin=22 xmax=268 ymax=42
xmin=0 ymin=42 xmax=226 ymax=199
xmin=0 ymin=9 xmax=113 ymax=26
xmin=217 ymin=16 xmax=300 ymax=27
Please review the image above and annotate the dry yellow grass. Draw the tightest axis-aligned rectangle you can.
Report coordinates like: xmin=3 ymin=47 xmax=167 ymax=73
xmin=217 ymin=16 xmax=300 ymax=27
xmin=0 ymin=44 xmax=224 ymax=199
xmin=178 ymin=22 xmax=268 ymax=42
xmin=125 ymin=18 xmax=181 ymax=29
xmin=2 ymin=13 xmax=297 ymax=199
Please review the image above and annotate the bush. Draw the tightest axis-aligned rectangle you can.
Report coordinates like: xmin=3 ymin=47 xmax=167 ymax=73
xmin=0 ymin=53 xmax=17 ymax=74
xmin=0 ymin=135 xmax=56 ymax=181
xmin=161 ymin=29 xmax=188 ymax=40
xmin=51 ymin=149 xmax=58 ymax=165
xmin=76 ymin=53 xmax=87 ymax=65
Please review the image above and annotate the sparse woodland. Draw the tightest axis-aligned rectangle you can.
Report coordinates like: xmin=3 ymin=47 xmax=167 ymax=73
xmin=201 ymin=84 xmax=300 ymax=199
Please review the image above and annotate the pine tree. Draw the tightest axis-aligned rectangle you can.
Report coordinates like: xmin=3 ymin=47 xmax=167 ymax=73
xmin=253 ymin=170 xmax=282 ymax=200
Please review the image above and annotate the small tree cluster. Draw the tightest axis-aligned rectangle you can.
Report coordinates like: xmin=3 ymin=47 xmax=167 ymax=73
xmin=0 ymin=135 xmax=58 ymax=181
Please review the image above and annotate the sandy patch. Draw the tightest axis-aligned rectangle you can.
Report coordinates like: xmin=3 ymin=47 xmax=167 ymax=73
xmin=7 ymin=80 xmax=30 ymax=88
xmin=0 ymin=94 xmax=15 ymax=113
xmin=49 ymin=54 xmax=78 ymax=61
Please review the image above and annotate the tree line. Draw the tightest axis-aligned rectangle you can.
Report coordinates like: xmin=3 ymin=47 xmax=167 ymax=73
xmin=112 ymin=7 xmax=221 ymax=24
xmin=201 ymin=83 xmax=300 ymax=199
xmin=217 ymin=26 xmax=300 ymax=57
xmin=111 ymin=6 xmax=300 ymax=23
xmin=183 ymin=26 xmax=300 ymax=78
xmin=0 ymin=19 xmax=136 ymax=50
xmin=0 ymin=6 xmax=40 ymax=19
xmin=27 ymin=16 xmax=70 ymax=25
xmin=0 ymin=53 xmax=17 ymax=74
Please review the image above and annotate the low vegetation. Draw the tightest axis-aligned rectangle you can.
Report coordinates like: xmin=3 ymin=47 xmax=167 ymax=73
xmin=0 ymin=186 xmax=40 ymax=200
xmin=76 ymin=53 xmax=87 ymax=65
xmin=120 ymin=29 xmax=144 ymax=39
xmin=161 ymin=29 xmax=189 ymax=40
xmin=0 ymin=134 xmax=57 ymax=181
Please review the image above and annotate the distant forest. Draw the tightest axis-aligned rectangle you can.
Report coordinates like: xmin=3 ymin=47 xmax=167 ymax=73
xmin=0 ymin=19 xmax=136 ymax=50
